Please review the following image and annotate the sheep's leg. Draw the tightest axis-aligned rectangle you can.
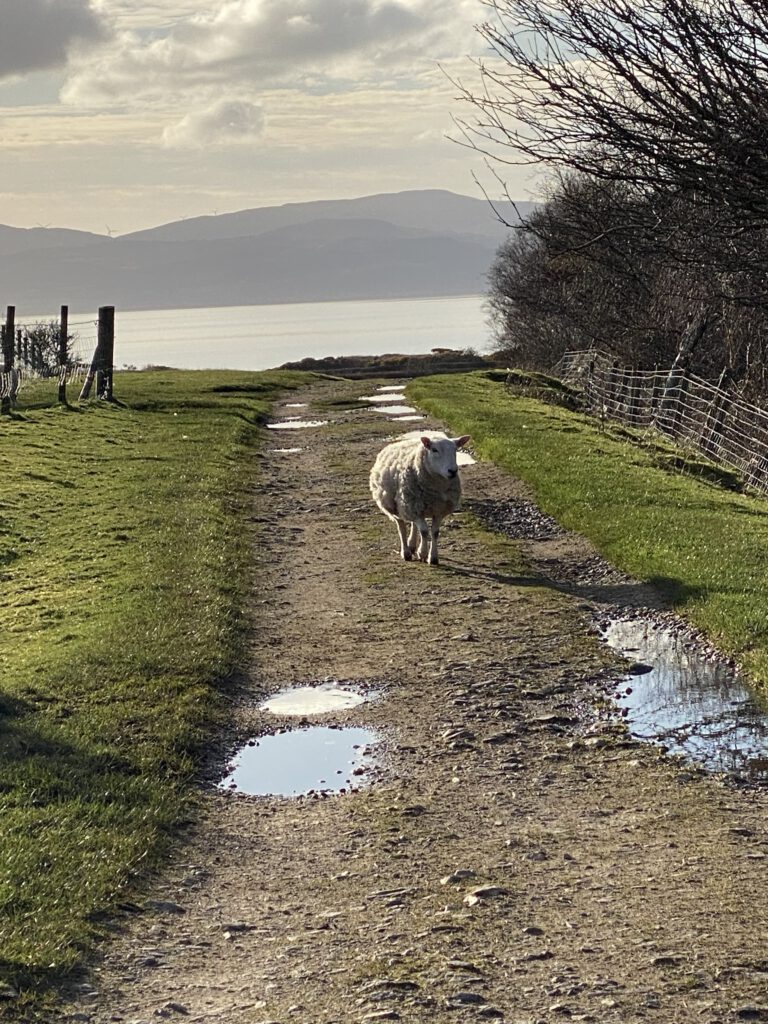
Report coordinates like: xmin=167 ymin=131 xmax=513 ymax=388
xmin=429 ymin=516 xmax=442 ymax=565
xmin=395 ymin=517 xmax=413 ymax=560
xmin=407 ymin=522 xmax=419 ymax=557
xmin=414 ymin=516 xmax=431 ymax=562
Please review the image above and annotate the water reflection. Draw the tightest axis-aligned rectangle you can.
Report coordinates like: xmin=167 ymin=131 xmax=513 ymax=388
xmin=602 ymin=619 xmax=768 ymax=777
xmin=219 ymin=726 xmax=380 ymax=797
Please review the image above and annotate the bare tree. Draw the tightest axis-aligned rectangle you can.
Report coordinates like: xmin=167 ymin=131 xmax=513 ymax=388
xmin=460 ymin=0 xmax=768 ymax=235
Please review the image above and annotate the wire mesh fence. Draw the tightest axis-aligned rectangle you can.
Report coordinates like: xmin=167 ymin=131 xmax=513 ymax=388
xmin=550 ymin=349 xmax=768 ymax=496
xmin=1 ymin=305 xmax=114 ymax=410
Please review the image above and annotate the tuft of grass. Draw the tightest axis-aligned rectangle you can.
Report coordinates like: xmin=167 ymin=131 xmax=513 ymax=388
xmin=0 ymin=369 xmax=310 ymax=1003
xmin=408 ymin=372 xmax=768 ymax=684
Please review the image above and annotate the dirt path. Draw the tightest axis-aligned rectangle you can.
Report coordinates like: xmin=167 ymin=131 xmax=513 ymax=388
xmin=61 ymin=378 xmax=768 ymax=1024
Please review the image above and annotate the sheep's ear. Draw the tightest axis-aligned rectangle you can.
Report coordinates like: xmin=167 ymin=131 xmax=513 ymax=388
xmin=453 ymin=435 xmax=471 ymax=449
xmin=421 ymin=436 xmax=433 ymax=449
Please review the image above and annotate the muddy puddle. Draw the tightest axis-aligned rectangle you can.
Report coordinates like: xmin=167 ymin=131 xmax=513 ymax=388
xmin=219 ymin=727 xmax=380 ymax=797
xmin=376 ymin=385 xmax=406 ymax=393
xmin=270 ymin=447 xmax=303 ymax=454
xmin=266 ymin=419 xmax=329 ymax=430
xmin=359 ymin=393 xmax=405 ymax=403
xmin=371 ymin=405 xmax=420 ymax=416
xmin=260 ymin=682 xmax=373 ymax=716
xmin=457 ymin=452 xmax=476 ymax=466
xmin=601 ymin=618 xmax=768 ymax=778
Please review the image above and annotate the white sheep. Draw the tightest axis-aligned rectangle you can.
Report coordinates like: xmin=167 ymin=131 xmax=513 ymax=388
xmin=369 ymin=431 xmax=471 ymax=565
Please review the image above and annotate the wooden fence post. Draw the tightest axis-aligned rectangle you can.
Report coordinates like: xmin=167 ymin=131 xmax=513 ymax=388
xmin=97 ymin=306 xmax=115 ymax=401
xmin=58 ymin=305 xmax=68 ymax=404
xmin=1 ymin=306 xmax=15 ymax=415
xmin=80 ymin=305 xmax=115 ymax=400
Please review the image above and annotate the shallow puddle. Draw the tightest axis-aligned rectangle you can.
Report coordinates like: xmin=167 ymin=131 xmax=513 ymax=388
xmin=601 ymin=618 xmax=768 ymax=777
xmin=219 ymin=726 xmax=380 ymax=796
xmin=359 ymin=393 xmax=406 ymax=403
xmin=284 ymin=403 xmax=308 ymax=408
xmin=270 ymin=447 xmax=303 ymax=454
xmin=266 ymin=419 xmax=329 ymax=430
xmin=457 ymin=452 xmax=476 ymax=466
xmin=376 ymin=385 xmax=406 ymax=392
xmin=261 ymin=683 xmax=371 ymax=716
xmin=371 ymin=405 xmax=419 ymax=416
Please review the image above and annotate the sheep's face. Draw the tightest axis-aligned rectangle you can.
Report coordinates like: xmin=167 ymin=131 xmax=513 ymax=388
xmin=420 ymin=435 xmax=471 ymax=479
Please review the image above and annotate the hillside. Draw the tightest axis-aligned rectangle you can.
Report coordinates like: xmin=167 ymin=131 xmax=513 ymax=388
xmin=0 ymin=190 xmax=532 ymax=312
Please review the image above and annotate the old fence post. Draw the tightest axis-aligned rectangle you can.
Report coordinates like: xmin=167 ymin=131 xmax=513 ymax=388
xmin=97 ymin=306 xmax=115 ymax=401
xmin=1 ymin=306 xmax=15 ymax=415
xmin=58 ymin=305 xmax=69 ymax=404
xmin=80 ymin=306 xmax=115 ymax=401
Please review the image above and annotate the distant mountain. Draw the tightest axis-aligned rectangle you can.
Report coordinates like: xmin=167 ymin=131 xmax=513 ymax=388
xmin=0 ymin=224 xmax=106 ymax=257
xmin=119 ymin=189 xmax=535 ymax=246
xmin=0 ymin=190 xmax=535 ymax=312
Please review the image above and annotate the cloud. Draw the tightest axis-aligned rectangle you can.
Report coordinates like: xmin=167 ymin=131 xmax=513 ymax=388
xmin=162 ymin=98 xmax=265 ymax=147
xmin=0 ymin=0 xmax=107 ymax=79
xmin=62 ymin=0 xmax=477 ymax=104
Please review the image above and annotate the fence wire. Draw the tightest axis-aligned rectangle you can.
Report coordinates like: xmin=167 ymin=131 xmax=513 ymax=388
xmin=550 ymin=350 xmax=768 ymax=496
xmin=1 ymin=317 xmax=97 ymax=403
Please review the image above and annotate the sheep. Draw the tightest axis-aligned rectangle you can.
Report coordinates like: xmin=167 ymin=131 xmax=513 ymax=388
xmin=369 ymin=431 xmax=471 ymax=565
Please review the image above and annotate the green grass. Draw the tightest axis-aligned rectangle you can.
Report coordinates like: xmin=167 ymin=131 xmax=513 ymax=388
xmin=409 ymin=372 xmax=768 ymax=683
xmin=0 ymin=369 xmax=309 ymax=1004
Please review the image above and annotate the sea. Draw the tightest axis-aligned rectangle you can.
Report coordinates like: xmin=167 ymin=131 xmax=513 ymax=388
xmin=56 ymin=295 xmax=490 ymax=371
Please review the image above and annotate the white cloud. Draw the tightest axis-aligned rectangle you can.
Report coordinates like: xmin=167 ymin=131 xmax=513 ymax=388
xmin=162 ymin=98 xmax=265 ymax=147
xmin=0 ymin=0 xmax=107 ymax=79
xmin=61 ymin=0 xmax=478 ymax=104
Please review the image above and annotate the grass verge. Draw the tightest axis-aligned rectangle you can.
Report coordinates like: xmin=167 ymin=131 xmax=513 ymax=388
xmin=0 ymin=369 xmax=309 ymax=1009
xmin=408 ymin=372 xmax=768 ymax=684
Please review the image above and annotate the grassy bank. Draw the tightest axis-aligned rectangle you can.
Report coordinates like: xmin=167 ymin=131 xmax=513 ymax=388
xmin=0 ymin=369 xmax=308 ymax=1004
xmin=409 ymin=372 xmax=768 ymax=684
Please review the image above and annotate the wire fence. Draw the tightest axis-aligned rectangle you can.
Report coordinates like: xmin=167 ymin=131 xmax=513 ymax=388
xmin=1 ymin=305 xmax=114 ymax=410
xmin=550 ymin=349 xmax=768 ymax=496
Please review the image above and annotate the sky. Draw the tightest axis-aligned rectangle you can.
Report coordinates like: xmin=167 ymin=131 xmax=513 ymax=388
xmin=0 ymin=0 xmax=541 ymax=235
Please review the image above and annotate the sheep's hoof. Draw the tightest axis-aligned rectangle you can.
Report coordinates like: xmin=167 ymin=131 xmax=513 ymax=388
xmin=429 ymin=556 xmax=440 ymax=565
xmin=401 ymin=550 xmax=413 ymax=561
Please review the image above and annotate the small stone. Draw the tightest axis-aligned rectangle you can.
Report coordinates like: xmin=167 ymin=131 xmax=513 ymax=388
xmin=526 ymin=849 xmax=548 ymax=862
xmin=522 ymin=926 xmax=545 ymax=936
xmin=0 ymin=984 xmax=18 ymax=1000
xmin=446 ymin=960 xmax=483 ymax=974
xmin=477 ymin=1008 xmax=504 ymax=1019
xmin=650 ymin=955 xmax=682 ymax=967
xmin=519 ymin=950 xmax=555 ymax=962
xmin=441 ymin=869 xmax=477 ymax=885
xmin=361 ymin=1013 xmax=402 ymax=1021
xmin=736 ymin=1009 xmax=768 ymax=1021
xmin=466 ymin=885 xmax=509 ymax=900
xmin=450 ymin=992 xmax=487 ymax=1005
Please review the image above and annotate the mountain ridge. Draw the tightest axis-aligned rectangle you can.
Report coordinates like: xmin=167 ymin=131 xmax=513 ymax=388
xmin=0 ymin=189 xmax=534 ymax=311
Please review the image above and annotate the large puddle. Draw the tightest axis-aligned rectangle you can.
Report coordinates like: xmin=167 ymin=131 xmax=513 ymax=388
xmin=260 ymin=682 xmax=371 ymax=716
xmin=601 ymin=618 xmax=768 ymax=778
xmin=219 ymin=727 xmax=380 ymax=796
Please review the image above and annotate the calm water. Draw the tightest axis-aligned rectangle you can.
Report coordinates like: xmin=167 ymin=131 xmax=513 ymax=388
xmin=67 ymin=295 xmax=488 ymax=371
xmin=602 ymin=618 xmax=768 ymax=777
